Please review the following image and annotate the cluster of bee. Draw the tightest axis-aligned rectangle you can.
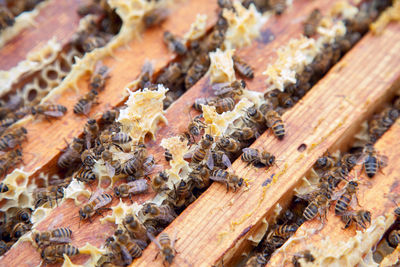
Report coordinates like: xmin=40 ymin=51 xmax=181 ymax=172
xmin=0 ymin=0 xmax=45 ymax=32
xmin=32 ymin=227 xmax=80 ymax=264
xmin=0 ymin=208 xmax=33 ymax=256
xmin=74 ymin=63 xmax=110 ymax=115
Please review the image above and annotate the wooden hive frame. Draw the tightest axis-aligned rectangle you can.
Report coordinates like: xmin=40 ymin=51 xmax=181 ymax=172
xmin=0 ymin=0 xmax=400 ymax=266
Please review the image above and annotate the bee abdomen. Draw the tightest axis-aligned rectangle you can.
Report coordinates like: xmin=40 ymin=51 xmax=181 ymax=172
xmin=272 ymin=121 xmax=285 ymax=139
xmin=0 ymin=182 xmax=9 ymax=193
xmin=60 ymin=244 xmax=80 ymax=256
xmin=364 ymin=156 xmax=378 ymax=178
xmin=335 ymin=195 xmax=351 ymax=215
xmin=53 ymin=228 xmax=72 ymax=238
xmin=303 ymin=203 xmax=318 ymax=221
xmin=73 ymin=99 xmax=88 ymax=114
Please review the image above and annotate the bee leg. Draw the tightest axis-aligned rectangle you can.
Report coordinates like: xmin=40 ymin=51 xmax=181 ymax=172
xmin=226 ymin=183 xmax=230 ymax=192
xmin=153 ymin=251 xmax=160 ymax=261
xmin=129 ymin=193 xmax=133 ymax=204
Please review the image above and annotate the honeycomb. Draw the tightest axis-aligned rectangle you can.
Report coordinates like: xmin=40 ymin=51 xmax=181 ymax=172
xmin=208 ymin=48 xmax=236 ymax=84
xmin=183 ymin=13 xmax=208 ymax=42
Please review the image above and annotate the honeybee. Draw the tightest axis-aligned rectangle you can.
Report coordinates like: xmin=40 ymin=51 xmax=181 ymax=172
xmin=190 ymin=134 xmax=214 ymax=165
xmin=210 ymin=169 xmax=243 ymax=192
xmin=333 ymin=180 xmax=359 ymax=215
xmin=202 ymin=27 xmax=225 ymax=52
xmin=148 ymin=232 xmax=177 ymax=266
xmin=143 ymin=8 xmax=169 ymax=28
xmin=388 ymin=230 xmax=400 ymax=247
xmin=0 ymin=182 xmax=9 ymax=193
xmin=84 ymin=118 xmax=99 ymax=149
xmin=341 ymin=210 xmax=371 ymax=230
xmin=359 ymin=143 xmax=388 ymax=178
xmin=269 ymin=0 xmax=286 ymax=14
xmin=312 ymin=44 xmax=333 ymax=76
xmin=241 ymin=148 xmax=275 ymax=167
xmin=123 ymin=214 xmax=148 ymax=242
xmin=314 ymin=153 xmax=335 ymax=171
xmin=0 ymin=240 xmax=9 ymax=256
xmin=163 ymin=31 xmax=187 ymax=55
xmin=75 ymin=167 xmax=98 ymax=184
xmin=189 ymin=164 xmax=211 ymax=189
xmin=31 ymin=104 xmax=67 ymax=118
xmin=0 ymin=127 xmax=27 ymax=151
xmin=340 ymin=153 xmax=358 ymax=172
xmin=231 ymin=126 xmax=257 ymax=141
xmin=0 ymin=149 xmax=23 ymax=177
xmin=277 ymin=92 xmax=294 ymax=108
xmin=100 ymin=149 xmax=121 ymax=177
xmin=58 ymin=137 xmax=84 ymax=169
xmin=114 ymin=179 xmax=148 ymax=202
xmin=193 ymin=97 xmax=217 ymax=111
xmin=82 ymin=34 xmax=110 ymax=52
xmin=137 ymin=61 xmax=154 ymax=89
xmin=169 ymin=180 xmax=196 ymax=208
xmin=0 ymin=7 xmax=14 ymax=31
xmin=214 ymin=97 xmax=236 ymax=114
xmin=111 ymin=132 xmax=132 ymax=145
xmin=164 ymin=149 xmax=172 ymax=162
xmin=270 ymin=224 xmax=298 ymax=239
xmin=303 ymin=9 xmax=322 ymax=37
xmin=13 ymin=208 xmax=31 ymax=223
xmin=81 ymin=149 xmax=96 ymax=168
xmin=116 ymin=233 xmax=143 ymax=263
xmin=206 ymin=149 xmax=231 ymax=170
xmin=185 ymin=53 xmax=210 ymax=89
xmin=74 ymin=89 xmax=99 ymax=115
xmin=232 ymin=55 xmax=254 ymax=79
xmin=11 ymin=222 xmax=31 ymax=240
xmin=212 ymin=80 xmax=245 ymax=99
xmin=152 ymin=171 xmax=170 ymax=193
xmin=90 ymin=63 xmax=110 ymax=91
xmin=101 ymin=109 xmax=120 ymax=125
xmin=245 ymin=253 xmax=267 ymax=267
xmin=0 ymin=117 xmax=18 ymax=133
xmin=301 ymin=191 xmax=331 ymax=222
xmin=265 ymin=110 xmax=285 ymax=140
xmin=79 ymin=192 xmax=113 ymax=222
xmin=33 ymin=185 xmax=64 ymax=208
xmin=216 ymin=136 xmax=240 ymax=153
xmin=141 ymin=203 xmax=177 ymax=225
xmin=33 ymin=228 xmax=72 ymax=248
xmin=122 ymin=156 xmax=144 ymax=176
xmin=156 ymin=63 xmax=183 ymax=87
xmin=243 ymin=106 xmax=265 ymax=126
xmin=292 ymin=250 xmax=315 ymax=267
xmin=41 ymin=244 xmax=80 ymax=264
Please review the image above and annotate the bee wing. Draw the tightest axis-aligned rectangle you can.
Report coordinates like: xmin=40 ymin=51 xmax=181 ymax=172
xmin=331 ymin=188 xmax=345 ymax=201
xmin=128 ymin=179 xmax=148 ymax=193
xmin=206 ymin=152 xmax=214 ymax=170
xmin=132 ymin=239 xmax=148 ymax=250
xmin=5 ymin=138 xmax=17 ymax=149
xmin=49 ymin=236 xmax=72 ymax=244
xmin=378 ymin=155 xmax=388 ymax=167
xmin=43 ymin=110 xmax=65 ymax=117
xmin=88 ymin=188 xmax=104 ymax=203
xmin=147 ymin=232 xmax=162 ymax=250
xmin=144 ymin=164 xmax=163 ymax=176
xmin=209 ymin=174 xmax=225 ymax=182
xmin=242 ymin=147 xmax=254 ymax=153
xmin=82 ymin=102 xmax=93 ymax=115
xmin=355 ymin=153 xmax=367 ymax=165
xmin=120 ymin=244 xmax=133 ymax=265
xmin=222 ymin=153 xmax=232 ymax=168
xmin=105 ymin=162 xmax=115 ymax=178
xmin=141 ymin=60 xmax=154 ymax=76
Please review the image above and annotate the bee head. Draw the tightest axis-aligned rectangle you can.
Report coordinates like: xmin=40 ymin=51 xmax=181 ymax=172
xmin=238 ymin=178 xmax=244 ymax=187
xmin=269 ymin=156 xmax=276 ymax=165
xmin=113 ymin=187 xmax=121 ymax=197
xmin=21 ymin=127 xmax=28 ymax=134
xmin=21 ymin=212 xmax=30 ymax=223
xmin=33 ymin=232 xmax=40 ymax=245
xmin=79 ymin=209 xmax=87 ymax=220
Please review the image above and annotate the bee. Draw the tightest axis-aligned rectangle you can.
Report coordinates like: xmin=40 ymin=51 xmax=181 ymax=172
xmin=214 ymin=97 xmax=236 ymax=114
xmin=202 ymin=27 xmax=225 ymax=52
xmin=34 ymin=184 xmax=65 ymax=208
xmin=0 ymin=240 xmax=9 ymax=256
xmin=82 ymin=35 xmax=110 ymax=52
xmin=303 ymin=9 xmax=322 ymax=37
xmin=333 ymin=181 xmax=359 ymax=215
xmin=31 ymin=104 xmax=67 ymax=118
xmin=0 ymin=117 xmax=18 ymax=133
xmin=0 ymin=127 xmax=27 ymax=151
xmin=137 ymin=61 xmax=154 ymax=89
xmin=114 ymin=179 xmax=148 ymax=202
xmin=152 ymin=171 xmax=170 ymax=193
xmin=210 ymin=169 xmax=243 ymax=192
xmin=232 ymin=55 xmax=254 ymax=79
xmin=193 ymin=97 xmax=217 ymax=111
xmin=216 ymin=136 xmax=240 ymax=153
xmin=0 ymin=182 xmax=9 ymax=193
xmin=341 ymin=210 xmax=371 ymax=230
xmin=163 ymin=31 xmax=187 ymax=55
xmin=41 ymin=244 xmax=80 ymax=264
xmin=314 ymin=153 xmax=335 ymax=171
xmin=156 ymin=63 xmax=183 ymax=86
xmin=206 ymin=149 xmax=231 ymax=170
xmin=189 ymin=164 xmax=211 ymax=189
xmin=292 ymin=250 xmax=315 ymax=267
xmin=302 ymin=191 xmax=331 ymax=222
xmin=0 ymin=7 xmax=15 ymax=31
xmin=58 ymin=137 xmax=84 ymax=169
xmin=123 ymin=214 xmax=148 ymax=242
xmin=241 ymin=148 xmax=275 ymax=167
xmin=231 ymin=126 xmax=257 ymax=141
xmin=169 ymin=180 xmax=196 ymax=208
xmin=11 ymin=222 xmax=31 ymax=240
xmin=360 ymin=143 xmax=388 ymax=178
xmin=212 ymin=80 xmax=245 ymax=99
xmin=33 ymin=228 xmax=72 ymax=248
xmin=185 ymin=53 xmax=210 ymax=89
xmin=141 ymin=203 xmax=177 ymax=224
xmin=0 ymin=149 xmax=23 ymax=177
xmin=269 ymin=0 xmax=286 ymax=15
xmin=312 ymin=44 xmax=333 ymax=76
xmin=340 ymin=153 xmax=358 ymax=172
xmin=187 ymin=114 xmax=206 ymax=139
xmin=13 ymin=208 xmax=31 ymax=223
xmin=81 ymin=149 xmax=96 ymax=168
xmin=122 ymin=156 xmax=144 ymax=176
xmin=113 ymin=234 xmax=143 ymax=264
xmin=277 ymin=92 xmax=294 ymax=108
xmin=90 ymin=64 xmax=110 ymax=91
xmin=74 ymin=89 xmax=99 ymax=115
xmin=245 ymin=253 xmax=267 ymax=267
xmin=101 ymin=109 xmax=120 ymax=125
xmin=190 ymin=134 xmax=214 ymax=165
xmin=84 ymin=118 xmax=99 ymax=149
xmin=111 ymin=132 xmax=132 ymax=144
xmin=148 ymin=232 xmax=177 ymax=266
xmin=265 ymin=110 xmax=285 ymax=140
xmin=143 ymin=8 xmax=169 ymax=28
xmin=79 ymin=193 xmax=113 ymax=222
xmin=142 ymin=155 xmax=158 ymax=175
xmin=244 ymin=106 xmax=265 ymax=126
xmin=271 ymin=224 xmax=298 ymax=239
xmin=164 ymin=149 xmax=173 ymax=162
xmin=388 ymin=230 xmax=400 ymax=247
xmin=101 ymin=149 xmax=121 ymax=177
xmin=75 ymin=168 xmax=98 ymax=184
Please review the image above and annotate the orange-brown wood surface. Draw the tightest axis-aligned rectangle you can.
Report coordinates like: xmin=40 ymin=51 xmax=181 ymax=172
xmin=133 ymin=23 xmax=400 ymax=266
xmin=0 ymin=0 xmax=82 ymax=70
xmin=268 ymin=121 xmax=400 ymax=266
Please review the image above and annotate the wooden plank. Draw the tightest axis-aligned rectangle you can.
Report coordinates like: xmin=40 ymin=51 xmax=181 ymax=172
xmin=0 ymin=0 xmax=82 ymax=70
xmin=133 ymin=23 xmax=400 ymax=267
xmin=267 ymin=121 xmax=400 ymax=266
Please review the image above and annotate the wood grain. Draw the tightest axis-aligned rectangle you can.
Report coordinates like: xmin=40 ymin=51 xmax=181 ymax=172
xmin=267 ymin=121 xmax=400 ymax=266
xmin=0 ymin=0 xmax=82 ymax=70
xmin=133 ymin=23 xmax=400 ymax=267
